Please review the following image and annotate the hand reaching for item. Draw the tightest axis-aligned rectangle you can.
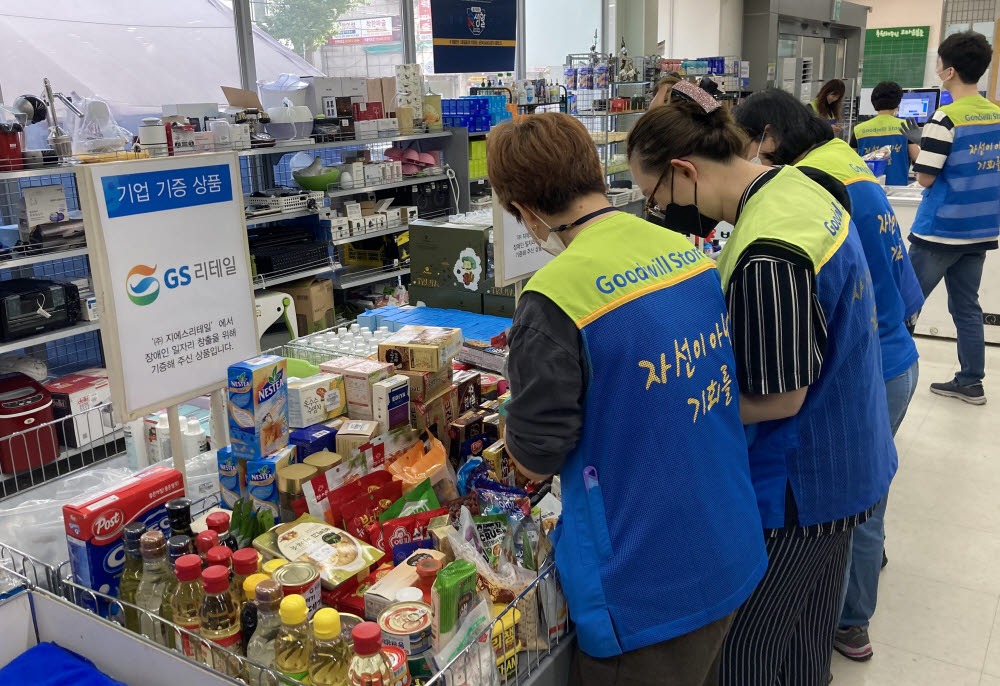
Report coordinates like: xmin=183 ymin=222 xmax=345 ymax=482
xmin=901 ymin=118 xmax=923 ymax=146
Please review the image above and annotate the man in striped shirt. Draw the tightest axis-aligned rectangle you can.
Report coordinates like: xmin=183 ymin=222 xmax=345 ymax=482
xmin=909 ymin=31 xmax=1000 ymax=405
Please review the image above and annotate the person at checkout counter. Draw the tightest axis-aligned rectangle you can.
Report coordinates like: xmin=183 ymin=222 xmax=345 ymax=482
xmin=628 ymin=81 xmax=896 ymax=685
xmin=909 ymin=30 xmax=1000 ymax=405
xmin=809 ymin=79 xmax=846 ymax=134
xmin=491 ymin=111 xmax=768 ymax=686
xmin=851 ymin=81 xmax=922 ymax=186
xmin=735 ymin=89 xmax=923 ymax=663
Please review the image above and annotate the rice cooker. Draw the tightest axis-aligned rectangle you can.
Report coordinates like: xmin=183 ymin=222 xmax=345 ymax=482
xmin=0 ymin=372 xmax=58 ymax=473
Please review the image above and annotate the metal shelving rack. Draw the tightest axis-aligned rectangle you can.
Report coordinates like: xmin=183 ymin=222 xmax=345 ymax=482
xmin=570 ymin=80 xmax=650 ymax=180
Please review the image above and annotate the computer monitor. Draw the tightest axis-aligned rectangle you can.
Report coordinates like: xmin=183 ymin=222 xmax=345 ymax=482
xmin=897 ymin=89 xmax=939 ymax=124
xmin=859 ymin=87 xmax=877 ymax=116
xmin=940 ymin=90 xmax=954 ymax=106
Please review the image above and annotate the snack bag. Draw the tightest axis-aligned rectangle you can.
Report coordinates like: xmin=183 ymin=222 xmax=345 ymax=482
xmin=475 ymin=514 xmax=508 ymax=567
xmin=379 ymin=477 xmax=441 ymax=523
xmin=341 ymin=480 xmax=403 ymax=541
xmin=387 ymin=432 xmax=459 ymax=502
xmin=473 ymin=478 xmax=530 ymax=521
xmin=381 ymin=506 xmax=449 ymax=558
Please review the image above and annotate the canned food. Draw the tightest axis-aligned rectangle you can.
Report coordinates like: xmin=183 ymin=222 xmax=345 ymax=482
xmin=383 ymin=644 xmax=411 ymax=686
xmin=271 ymin=561 xmax=321 ymax=615
xmin=378 ymin=601 xmax=433 ymax=655
xmin=340 ymin=612 xmax=364 ymax=646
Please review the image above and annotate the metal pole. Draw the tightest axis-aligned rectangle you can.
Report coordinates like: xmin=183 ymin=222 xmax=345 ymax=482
xmin=515 ymin=0 xmax=527 ymax=79
xmin=401 ymin=0 xmax=417 ymax=64
xmin=234 ymin=0 xmax=258 ymax=90
xmin=168 ymin=405 xmax=187 ymax=491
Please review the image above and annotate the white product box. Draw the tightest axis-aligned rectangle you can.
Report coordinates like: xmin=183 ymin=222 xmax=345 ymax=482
xmin=383 ymin=208 xmax=402 ymax=227
xmin=306 ymin=77 xmax=342 ymax=114
xmin=372 ymin=375 xmax=410 ymax=435
xmin=79 ymin=295 xmax=99 ymax=321
xmin=364 ymin=164 xmax=382 ymax=186
xmin=375 ymin=213 xmax=387 ymax=229
xmin=344 ymin=202 xmax=363 ymax=220
xmin=45 ymin=374 xmax=117 ymax=448
xmin=288 ymin=373 xmax=346 ymax=428
xmin=402 ymin=206 xmax=419 ymax=224
xmin=380 ymin=163 xmax=393 ymax=184
xmin=355 ymin=120 xmax=378 ymax=139
xmin=348 ymin=218 xmax=366 ymax=234
xmin=341 ymin=78 xmax=366 ymax=98
xmin=392 ymin=161 xmax=403 ymax=182
xmin=365 ymin=215 xmax=379 ymax=232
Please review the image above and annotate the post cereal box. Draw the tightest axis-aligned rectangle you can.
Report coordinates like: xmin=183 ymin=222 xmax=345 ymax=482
xmin=62 ymin=465 xmax=184 ymax=595
xmin=228 ymin=355 xmax=289 ymax=461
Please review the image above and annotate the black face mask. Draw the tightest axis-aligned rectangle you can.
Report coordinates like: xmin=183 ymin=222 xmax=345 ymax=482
xmin=660 ymin=169 xmax=720 ymax=239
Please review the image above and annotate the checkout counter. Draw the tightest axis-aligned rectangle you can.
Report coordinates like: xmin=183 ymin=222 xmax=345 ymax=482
xmin=887 ymin=185 xmax=1000 ymax=343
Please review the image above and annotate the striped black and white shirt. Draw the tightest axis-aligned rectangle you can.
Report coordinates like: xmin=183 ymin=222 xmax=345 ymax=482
xmin=912 ymin=109 xmax=999 ymax=250
xmin=730 ymin=167 xmax=875 ymax=536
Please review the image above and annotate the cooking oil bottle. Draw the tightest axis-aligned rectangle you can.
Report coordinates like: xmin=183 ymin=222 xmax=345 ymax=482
xmin=118 ymin=521 xmax=146 ymax=632
xmin=199 ymin=564 xmax=243 ymax=678
xmin=309 ymin=608 xmax=350 ymax=686
xmin=240 ymin=573 xmax=269 ymax=655
xmin=246 ymin=579 xmax=283 ymax=672
xmin=348 ymin=622 xmax=393 ymax=685
xmin=170 ymin=554 xmax=204 ymax=658
xmin=275 ymin=594 xmax=312 ymax=680
xmin=231 ymin=548 xmax=260 ymax=609
xmin=136 ymin=530 xmax=172 ymax=645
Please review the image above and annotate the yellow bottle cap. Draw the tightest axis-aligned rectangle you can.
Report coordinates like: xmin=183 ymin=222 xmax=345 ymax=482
xmin=312 ymin=607 xmax=342 ymax=640
xmin=243 ymin=573 xmax=269 ymax=598
xmin=262 ymin=558 xmax=288 ymax=576
xmin=280 ymin=594 xmax=308 ymax=625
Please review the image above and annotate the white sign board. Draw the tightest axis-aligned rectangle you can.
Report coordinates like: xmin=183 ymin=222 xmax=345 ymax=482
xmin=491 ymin=197 xmax=553 ymax=287
xmin=79 ymin=152 xmax=258 ymax=422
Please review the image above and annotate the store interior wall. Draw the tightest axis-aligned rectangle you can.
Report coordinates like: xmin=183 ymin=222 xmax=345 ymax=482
xmin=659 ymin=0 xmax=744 ymax=58
xmin=858 ymin=0 xmax=946 ymax=87
xmin=525 ymin=0 xmax=602 ymax=70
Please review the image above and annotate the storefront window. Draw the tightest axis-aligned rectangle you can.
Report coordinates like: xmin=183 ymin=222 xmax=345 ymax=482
xmin=0 ymin=3 xmax=311 ymax=145
xmin=253 ymin=0 xmax=404 ymax=81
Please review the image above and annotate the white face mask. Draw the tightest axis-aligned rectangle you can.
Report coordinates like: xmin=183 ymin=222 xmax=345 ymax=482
xmin=750 ymin=131 xmax=766 ymax=166
xmin=526 ymin=210 xmax=566 ymax=256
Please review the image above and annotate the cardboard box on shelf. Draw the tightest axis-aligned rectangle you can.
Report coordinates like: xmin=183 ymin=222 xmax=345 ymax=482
xmin=406 ymin=285 xmax=482 ymax=314
xmin=381 ymin=77 xmax=397 ymax=111
xmin=372 ymin=375 xmax=410 ymax=434
xmin=411 ymin=384 xmax=459 ymax=454
xmin=282 ymin=277 xmax=335 ymax=336
xmin=353 ymin=101 xmax=384 ymax=122
xmin=45 ymin=373 xmax=116 ymax=448
xmin=340 ymin=359 xmax=393 ymax=419
xmin=398 ymin=367 xmax=453 ymax=404
xmin=378 ymin=326 xmax=463 ymax=373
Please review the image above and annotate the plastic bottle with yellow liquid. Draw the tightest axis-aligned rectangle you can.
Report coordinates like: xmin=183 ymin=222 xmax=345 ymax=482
xmin=275 ymin=594 xmax=312 ymax=680
xmin=170 ymin=554 xmax=204 ymax=658
xmin=240 ymin=573 xmax=269 ymax=655
xmin=246 ymin=579 xmax=283 ymax=672
xmin=309 ymin=608 xmax=351 ymax=686
xmin=136 ymin=530 xmax=172 ymax=646
xmin=118 ymin=522 xmax=146 ymax=633
xmin=199 ymin=565 xmax=243 ymax=677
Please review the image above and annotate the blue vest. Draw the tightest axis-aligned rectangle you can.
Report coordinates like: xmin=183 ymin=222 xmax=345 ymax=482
xmin=854 ymin=114 xmax=911 ymax=186
xmin=524 ymin=213 xmax=767 ymax=658
xmin=717 ymin=166 xmax=897 ymax=528
xmin=911 ymin=95 xmax=1000 ymax=242
xmin=798 ymin=140 xmax=922 ymax=380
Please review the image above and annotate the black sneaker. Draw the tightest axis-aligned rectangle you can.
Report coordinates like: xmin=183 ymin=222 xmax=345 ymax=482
xmin=930 ymin=380 xmax=987 ymax=405
xmin=834 ymin=626 xmax=874 ymax=661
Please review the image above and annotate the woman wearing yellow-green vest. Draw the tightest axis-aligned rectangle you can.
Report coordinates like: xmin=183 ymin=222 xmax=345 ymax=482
xmin=629 ymin=81 xmax=896 ymax=685
xmin=491 ymin=110 xmax=768 ymax=686
xmin=735 ymin=88 xmax=924 ymax=664
xmin=851 ymin=81 xmax=922 ymax=186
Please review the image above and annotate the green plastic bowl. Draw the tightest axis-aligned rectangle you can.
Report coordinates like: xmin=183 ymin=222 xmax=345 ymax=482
xmin=293 ymin=168 xmax=340 ymax=192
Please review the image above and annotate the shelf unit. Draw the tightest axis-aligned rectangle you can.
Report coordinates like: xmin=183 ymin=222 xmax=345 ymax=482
xmin=236 ymin=131 xmax=452 ymax=158
xmin=325 ymin=173 xmax=448 ymax=199
xmin=253 ymin=260 xmax=339 ymax=291
xmin=333 ymin=264 xmax=410 ymax=289
xmin=0 ymin=245 xmax=89 ymax=269
xmin=0 ymin=321 xmax=102 ymax=356
xmin=331 ymin=225 xmax=407 ymax=246
xmin=244 ymin=207 xmax=319 ymax=227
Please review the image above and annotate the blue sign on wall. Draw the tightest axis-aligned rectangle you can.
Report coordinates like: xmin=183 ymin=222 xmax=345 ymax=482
xmin=431 ymin=0 xmax=516 ymax=74
xmin=101 ymin=164 xmax=233 ymax=218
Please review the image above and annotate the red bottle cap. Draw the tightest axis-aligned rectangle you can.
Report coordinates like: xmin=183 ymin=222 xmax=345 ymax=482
xmin=206 ymin=511 xmax=230 ymax=534
xmin=174 ymin=554 xmax=203 ymax=582
xmin=202 ymin=565 xmax=230 ymax=594
xmin=351 ymin=621 xmax=383 ymax=656
xmin=195 ymin=530 xmax=220 ymax=554
xmin=232 ymin=548 xmax=258 ymax=575
xmin=206 ymin=545 xmax=233 ymax=568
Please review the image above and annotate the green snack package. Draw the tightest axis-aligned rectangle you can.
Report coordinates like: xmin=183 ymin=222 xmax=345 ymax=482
xmin=431 ymin=559 xmax=478 ymax=651
xmin=473 ymin=514 xmax=507 ymax=566
xmin=379 ymin=478 xmax=441 ymax=523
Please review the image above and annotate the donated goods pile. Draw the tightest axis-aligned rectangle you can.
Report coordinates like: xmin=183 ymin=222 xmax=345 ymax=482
xmin=59 ymin=318 xmax=566 ymax=685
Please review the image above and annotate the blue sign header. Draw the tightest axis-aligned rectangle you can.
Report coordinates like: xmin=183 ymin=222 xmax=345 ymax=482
xmin=431 ymin=0 xmax=515 ymax=74
xmin=101 ymin=164 xmax=233 ymax=218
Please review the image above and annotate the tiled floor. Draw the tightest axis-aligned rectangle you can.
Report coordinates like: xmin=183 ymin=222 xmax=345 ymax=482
xmin=831 ymin=337 xmax=1000 ymax=686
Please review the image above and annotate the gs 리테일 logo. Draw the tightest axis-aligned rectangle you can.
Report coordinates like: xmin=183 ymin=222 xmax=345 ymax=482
xmin=126 ymin=264 xmax=160 ymax=306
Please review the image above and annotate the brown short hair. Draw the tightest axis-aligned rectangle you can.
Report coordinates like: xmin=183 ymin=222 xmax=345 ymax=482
xmin=654 ymin=75 xmax=681 ymax=102
xmin=487 ymin=112 xmax=606 ymax=222
xmin=628 ymin=99 xmax=748 ymax=174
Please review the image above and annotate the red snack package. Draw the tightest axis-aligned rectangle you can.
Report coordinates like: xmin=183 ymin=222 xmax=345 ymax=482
xmin=368 ymin=521 xmax=386 ymax=553
xmin=381 ymin=506 xmax=449 ymax=557
xmin=326 ymin=481 xmax=363 ymax=528
xmin=342 ymin=481 xmax=404 ymax=541
xmin=357 ymin=469 xmax=394 ymax=494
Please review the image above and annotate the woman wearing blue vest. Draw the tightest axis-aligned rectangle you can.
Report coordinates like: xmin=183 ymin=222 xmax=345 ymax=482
xmin=628 ymin=81 xmax=897 ymax=685
xmin=734 ymin=89 xmax=923 ymax=663
xmin=492 ymin=110 xmax=768 ymax=685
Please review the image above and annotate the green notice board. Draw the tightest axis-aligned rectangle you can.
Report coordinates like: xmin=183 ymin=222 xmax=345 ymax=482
xmin=863 ymin=26 xmax=930 ymax=88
